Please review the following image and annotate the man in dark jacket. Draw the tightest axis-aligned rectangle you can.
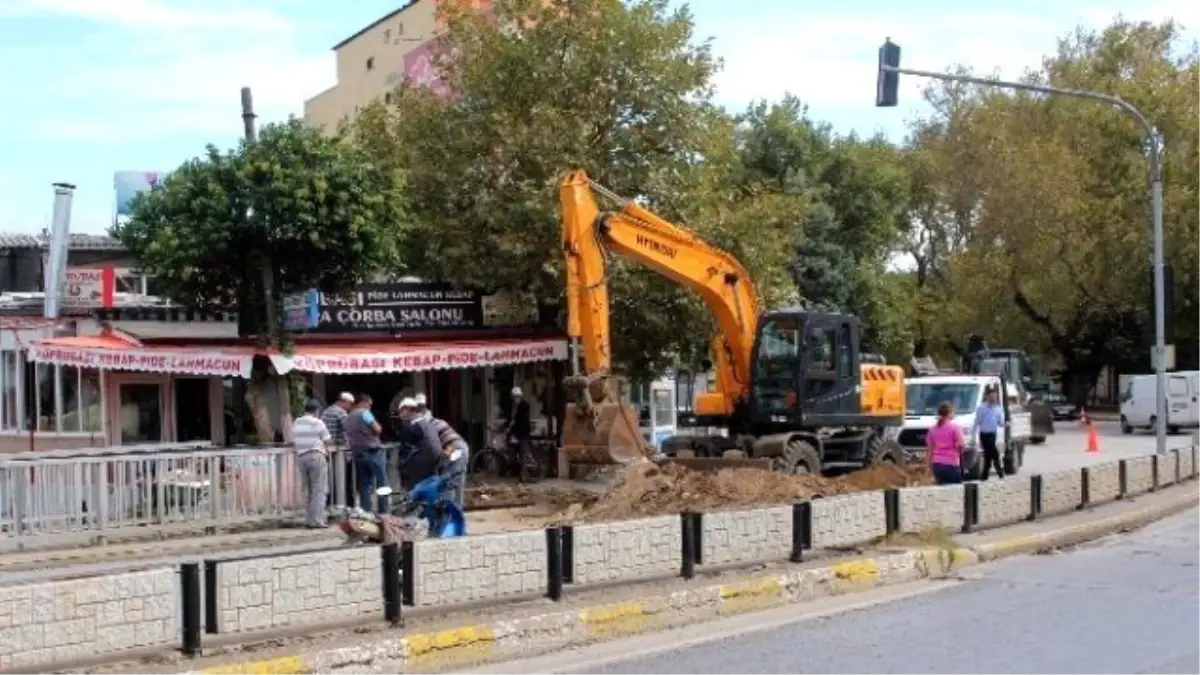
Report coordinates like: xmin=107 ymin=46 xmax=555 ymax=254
xmin=397 ymin=398 xmax=469 ymax=509
xmin=504 ymin=386 xmax=533 ymax=481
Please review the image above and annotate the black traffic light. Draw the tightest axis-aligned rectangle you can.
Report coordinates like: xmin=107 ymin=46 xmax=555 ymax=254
xmin=876 ymin=39 xmax=901 ymax=107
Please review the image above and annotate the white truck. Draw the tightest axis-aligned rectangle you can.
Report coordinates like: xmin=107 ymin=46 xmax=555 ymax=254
xmin=889 ymin=374 xmax=1032 ymax=479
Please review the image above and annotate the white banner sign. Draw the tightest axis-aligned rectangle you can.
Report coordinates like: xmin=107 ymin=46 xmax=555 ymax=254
xmin=29 ymin=344 xmax=253 ymax=378
xmin=63 ymin=268 xmax=111 ymax=308
xmin=282 ymin=339 xmax=568 ymax=374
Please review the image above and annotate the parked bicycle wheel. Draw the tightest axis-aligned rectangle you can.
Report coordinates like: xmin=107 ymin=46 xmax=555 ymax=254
xmin=519 ymin=454 xmax=545 ymax=483
xmin=469 ymin=449 xmax=504 ymax=478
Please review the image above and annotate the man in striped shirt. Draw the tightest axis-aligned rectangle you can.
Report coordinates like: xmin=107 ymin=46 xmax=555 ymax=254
xmin=293 ymin=399 xmax=334 ymax=528
xmin=322 ymin=392 xmax=356 ymax=507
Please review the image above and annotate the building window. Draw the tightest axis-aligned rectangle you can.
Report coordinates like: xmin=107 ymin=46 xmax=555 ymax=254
xmin=383 ymin=28 xmax=391 ymax=42
xmin=1 ymin=351 xmax=19 ymax=429
xmin=35 ymin=363 xmax=56 ymax=431
xmin=384 ymin=92 xmax=393 ymax=104
xmin=1 ymin=350 xmax=102 ymax=433
xmin=397 ymin=22 xmax=404 ymax=36
xmin=366 ymin=57 xmax=375 ymax=71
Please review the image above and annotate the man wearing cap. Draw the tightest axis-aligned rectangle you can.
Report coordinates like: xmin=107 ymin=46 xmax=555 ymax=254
xmin=292 ymin=399 xmax=334 ymax=528
xmin=346 ymin=394 xmax=388 ymax=513
xmin=414 ymin=393 xmax=433 ymax=421
xmin=397 ymin=398 xmax=469 ymax=509
xmin=503 ymin=386 xmax=533 ymax=481
xmin=322 ymin=392 xmax=356 ymax=508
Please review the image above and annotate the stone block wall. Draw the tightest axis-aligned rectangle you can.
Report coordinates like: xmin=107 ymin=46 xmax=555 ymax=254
xmin=1041 ymin=469 xmax=1083 ymax=516
xmin=898 ymin=484 xmax=964 ymax=532
xmin=571 ymin=515 xmax=681 ymax=585
xmin=1182 ymin=446 xmax=1197 ymax=480
xmin=1087 ymin=461 xmax=1121 ymax=503
xmin=1155 ymin=452 xmax=1176 ymax=487
xmin=413 ymin=530 xmax=546 ymax=607
xmin=810 ymin=492 xmax=886 ymax=548
xmin=1125 ymin=455 xmax=1155 ymax=494
xmin=976 ymin=478 xmax=1031 ymax=528
xmin=0 ymin=567 xmax=177 ymax=671
xmin=214 ymin=547 xmax=378 ymax=634
xmin=701 ymin=505 xmax=791 ymax=566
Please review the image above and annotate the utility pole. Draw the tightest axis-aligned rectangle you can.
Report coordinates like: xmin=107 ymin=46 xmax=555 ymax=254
xmin=876 ymin=39 xmax=1171 ymax=455
xmin=43 ymin=183 xmax=76 ymax=320
xmin=232 ymin=87 xmax=259 ymax=444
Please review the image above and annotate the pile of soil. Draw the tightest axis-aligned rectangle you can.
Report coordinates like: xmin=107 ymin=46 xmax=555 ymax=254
xmin=550 ymin=460 xmax=932 ymax=524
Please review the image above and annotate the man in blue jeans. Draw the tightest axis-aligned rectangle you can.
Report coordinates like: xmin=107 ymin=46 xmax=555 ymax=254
xmin=344 ymin=394 xmax=388 ymax=513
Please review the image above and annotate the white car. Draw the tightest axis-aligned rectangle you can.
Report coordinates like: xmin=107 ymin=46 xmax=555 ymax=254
xmin=890 ymin=374 xmax=1032 ymax=479
xmin=1120 ymin=371 xmax=1200 ymax=434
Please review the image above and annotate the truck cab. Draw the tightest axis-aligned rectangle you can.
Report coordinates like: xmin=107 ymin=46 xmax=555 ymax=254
xmin=891 ymin=374 xmax=1031 ymax=479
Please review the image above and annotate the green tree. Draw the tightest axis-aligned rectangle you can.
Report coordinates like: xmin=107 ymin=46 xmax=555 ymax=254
xmin=351 ymin=0 xmax=796 ymax=380
xmin=904 ymin=18 xmax=1198 ymax=397
xmin=728 ymin=96 xmax=912 ymax=357
xmin=112 ymin=118 xmax=409 ymax=441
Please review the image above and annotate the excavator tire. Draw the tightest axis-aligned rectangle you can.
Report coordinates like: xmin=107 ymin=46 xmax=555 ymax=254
xmin=773 ymin=439 xmax=821 ymax=475
xmin=560 ymin=401 xmax=649 ymax=465
xmin=865 ymin=436 xmax=904 ymax=466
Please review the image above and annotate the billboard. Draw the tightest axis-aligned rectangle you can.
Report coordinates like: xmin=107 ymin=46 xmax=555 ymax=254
xmin=114 ymin=171 xmax=167 ymax=216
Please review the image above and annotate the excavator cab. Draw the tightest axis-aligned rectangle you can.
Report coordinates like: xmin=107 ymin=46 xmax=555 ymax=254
xmin=749 ymin=310 xmax=903 ymax=427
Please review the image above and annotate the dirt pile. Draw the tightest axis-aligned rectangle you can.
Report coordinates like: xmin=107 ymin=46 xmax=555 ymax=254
xmin=551 ymin=460 xmax=933 ymax=523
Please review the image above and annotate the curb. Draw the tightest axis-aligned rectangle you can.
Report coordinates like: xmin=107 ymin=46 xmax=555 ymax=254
xmin=197 ymin=548 xmax=968 ymax=675
xmin=971 ymin=486 xmax=1199 ymax=561
xmin=191 ymin=486 xmax=1197 ymax=675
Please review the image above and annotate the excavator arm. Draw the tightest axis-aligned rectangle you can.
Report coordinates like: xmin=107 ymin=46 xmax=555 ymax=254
xmin=559 ymin=170 xmax=759 ymax=464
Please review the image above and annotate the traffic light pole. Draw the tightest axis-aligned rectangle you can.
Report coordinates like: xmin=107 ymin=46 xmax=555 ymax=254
xmin=878 ymin=55 xmax=1169 ymax=456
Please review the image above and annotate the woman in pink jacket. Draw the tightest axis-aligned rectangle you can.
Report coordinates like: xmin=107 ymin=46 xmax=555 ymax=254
xmin=926 ymin=401 xmax=966 ymax=485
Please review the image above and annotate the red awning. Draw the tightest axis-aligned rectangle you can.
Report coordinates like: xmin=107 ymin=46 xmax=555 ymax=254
xmin=272 ymin=337 xmax=568 ymax=375
xmin=28 ymin=333 xmax=255 ymax=378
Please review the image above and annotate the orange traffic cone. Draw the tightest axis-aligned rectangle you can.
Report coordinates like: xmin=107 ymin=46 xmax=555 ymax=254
xmin=1085 ymin=420 xmax=1100 ymax=454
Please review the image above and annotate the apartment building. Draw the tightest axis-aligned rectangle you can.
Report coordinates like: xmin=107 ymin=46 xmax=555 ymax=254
xmin=304 ymin=0 xmax=490 ymax=133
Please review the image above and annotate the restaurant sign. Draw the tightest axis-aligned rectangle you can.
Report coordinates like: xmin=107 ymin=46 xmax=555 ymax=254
xmin=280 ymin=339 xmax=568 ymax=375
xmin=284 ymin=282 xmax=542 ymax=333
xmin=27 ymin=344 xmax=253 ymax=378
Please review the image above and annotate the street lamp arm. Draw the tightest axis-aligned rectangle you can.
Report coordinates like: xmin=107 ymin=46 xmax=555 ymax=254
xmin=881 ymin=65 xmax=1155 ymax=139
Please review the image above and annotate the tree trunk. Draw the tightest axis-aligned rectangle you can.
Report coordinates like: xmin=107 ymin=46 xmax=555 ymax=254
xmin=245 ymin=372 xmax=275 ymax=444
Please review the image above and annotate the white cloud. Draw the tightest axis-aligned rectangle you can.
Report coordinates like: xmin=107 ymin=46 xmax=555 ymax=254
xmin=7 ymin=0 xmax=332 ymax=141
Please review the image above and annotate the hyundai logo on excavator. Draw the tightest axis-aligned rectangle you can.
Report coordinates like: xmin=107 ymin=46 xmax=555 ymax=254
xmin=635 ymin=233 xmax=678 ymax=259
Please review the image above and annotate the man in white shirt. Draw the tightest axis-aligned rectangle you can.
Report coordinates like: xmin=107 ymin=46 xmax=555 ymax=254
xmin=293 ymin=399 xmax=334 ymax=528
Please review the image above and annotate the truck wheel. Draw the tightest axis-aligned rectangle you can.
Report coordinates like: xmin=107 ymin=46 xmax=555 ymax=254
xmin=1120 ymin=416 xmax=1133 ymax=434
xmin=773 ymin=439 xmax=821 ymax=475
xmin=1029 ymin=436 xmax=1046 ymax=445
xmin=866 ymin=437 xmax=904 ymax=466
xmin=1004 ymin=442 xmax=1023 ymax=476
xmin=1168 ymin=425 xmax=1181 ymax=435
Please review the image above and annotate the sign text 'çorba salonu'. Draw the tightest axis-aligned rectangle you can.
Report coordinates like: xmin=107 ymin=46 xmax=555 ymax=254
xmin=283 ymin=282 xmax=544 ymax=333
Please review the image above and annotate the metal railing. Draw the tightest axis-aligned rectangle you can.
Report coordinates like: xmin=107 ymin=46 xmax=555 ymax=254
xmin=0 ymin=441 xmax=434 ymax=552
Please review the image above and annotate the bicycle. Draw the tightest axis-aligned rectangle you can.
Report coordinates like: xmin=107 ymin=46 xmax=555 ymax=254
xmin=470 ymin=429 xmax=545 ymax=483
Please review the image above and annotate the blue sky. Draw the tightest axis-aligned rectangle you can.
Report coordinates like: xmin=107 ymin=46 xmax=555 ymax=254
xmin=0 ymin=0 xmax=1193 ymax=234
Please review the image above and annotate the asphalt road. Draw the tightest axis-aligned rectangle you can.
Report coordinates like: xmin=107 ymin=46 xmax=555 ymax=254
xmin=529 ymin=507 xmax=1200 ymax=675
xmin=1020 ymin=420 xmax=1192 ymax=475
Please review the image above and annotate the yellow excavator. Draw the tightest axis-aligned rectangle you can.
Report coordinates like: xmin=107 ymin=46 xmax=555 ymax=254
xmin=559 ymin=171 xmax=907 ymax=475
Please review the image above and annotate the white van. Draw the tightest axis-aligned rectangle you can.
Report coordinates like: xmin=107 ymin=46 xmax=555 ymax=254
xmin=890 ymin=374 xmax=1032 ymax=479
xmin=1120 ymin=371 xmax=1199 ymax=434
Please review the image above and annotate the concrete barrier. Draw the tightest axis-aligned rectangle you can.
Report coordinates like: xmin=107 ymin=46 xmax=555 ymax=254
xmin=212 ymin=547 xmax=378 ymax=634
xmin=3 ymin=447 xmax=1196 ymax=672
xmin=1087 ymin=461 xmax=1121 ymax=503
xmin=0 ymin=567 xmax=177 ymax=672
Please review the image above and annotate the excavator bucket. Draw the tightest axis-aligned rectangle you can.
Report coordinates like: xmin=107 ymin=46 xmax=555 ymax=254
xmin=561 ymin=401 xmax=649 ymax=465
